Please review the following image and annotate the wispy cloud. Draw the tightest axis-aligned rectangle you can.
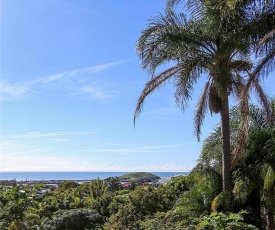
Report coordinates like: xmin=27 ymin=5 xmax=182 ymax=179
xmin=142 ymin=107 xmax=182 ymax=121
xmin=129 ymin=163 xmax=192 ymax=172
xmin=0 ymin=61 xmax=124 ymax=101
xmin=79 ymin=86 xmax=115 ymax=100
xmin=77 ymin=144 xmax=183 ymax=154
xmin=0 ymin=80 xmax=31 ymax=101
xmin=38 ymin=61 xmax=124 ymax=84
xmin=0 ymin=130 xmax=101 ymax=141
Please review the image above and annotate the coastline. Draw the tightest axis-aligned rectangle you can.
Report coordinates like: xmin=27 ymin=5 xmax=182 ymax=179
xmin=0 ymin=171 xmax=189 ymax=181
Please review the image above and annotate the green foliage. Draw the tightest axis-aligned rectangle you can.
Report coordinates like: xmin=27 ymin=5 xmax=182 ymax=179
xmin=104 ymin=177 xmax=122 ymax=192
xmin=211 ymin=191 xmax=233 ymax=212
xmin=104 ymin=203 xmax=140 ymax=230
xmin=167 ymin=175 xmax=192 ymax=197
xmin=193 ymin=211 xmax=257 ymax=230
xmin=39 ymin=195 xmax=59 ymax=218
xmin=58 ymin=181 xmax=79 ymax=192
xmin=139 ymin=211 xmax=185 ymax=230
xmin=0 ymin=186 xmax=42 ymax=230
xmin=198 ymin=101 xmax=275 ymax=228
xmin=42 ymin=209 xmax=103 ymax=230
xmin=90 ymin=193 xmax=113 ymax=218
xmin=129 ymin=185 xmax=177 ymax=216
xmin=90 ymin=178 xmax=108 ymax=200
xmin=34 ymin=183 xmax=46 ymax=189
xmin=233 ymin=128 xmax=275 ymax=229
xmin=105 ymin=184 xmax=177 ymax=229
xmin=172 ymin=170 xmax=222 ymax=225
xmin=115 ymin=189 xmax=130 ymax=196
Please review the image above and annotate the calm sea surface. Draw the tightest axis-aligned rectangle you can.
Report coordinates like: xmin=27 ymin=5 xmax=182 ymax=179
xmin=0 ymin=171 xmax=188 ymax=181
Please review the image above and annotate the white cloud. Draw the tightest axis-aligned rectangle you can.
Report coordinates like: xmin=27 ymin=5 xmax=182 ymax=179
xmin=128 ymin=163 xmax=192 ymax=172
xmin=77 ymin=144 xmax=183 ymax=154
xmin=38 ymin=61 xmax=124 ymax=84
xmin=79 ymin=86 xmax=114 ymax=100
xmin=0 ymin=80 xmax=31 ymax=101
xmin=0 ymin=130 xmax=101 ymax=141
xmin=141 ymin=107 xmax=182 ymax=121
xmin=1 ymin=61 xmax=124 ymax=101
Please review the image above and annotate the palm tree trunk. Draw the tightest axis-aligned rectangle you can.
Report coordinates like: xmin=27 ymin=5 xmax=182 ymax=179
xmin=220 ymin=95 xmax=232 ymax=192
xmin=16 ymin=220 xmax=20 ymax=230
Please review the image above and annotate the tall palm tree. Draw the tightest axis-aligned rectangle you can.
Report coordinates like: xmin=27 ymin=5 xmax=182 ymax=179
xmin=198 ymin=101 xmax=274 ymax=228
xmin=234 ymin=130 xmax=275 ymax=230
xmin=134 ymin=2 xmax=269 ymax=195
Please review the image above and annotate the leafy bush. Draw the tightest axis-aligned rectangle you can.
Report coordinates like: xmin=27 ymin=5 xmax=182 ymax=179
xmin=192 ymin=211 xmax=257 ymax=230
xmin=42 ymin=209 xmax=103 ymax=230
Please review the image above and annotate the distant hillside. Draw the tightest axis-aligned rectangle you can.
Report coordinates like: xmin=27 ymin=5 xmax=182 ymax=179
xmin=119 ymin=172 xmax=160 ymax=182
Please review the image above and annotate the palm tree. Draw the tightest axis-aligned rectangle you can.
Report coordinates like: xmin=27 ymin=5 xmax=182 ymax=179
xmin=233 ymin=103 xmax=275 ymax=230
xmin=234 ymin=130 xmax=275 ymax=230
xmin=198 ymin=102 xmax=275 ymax=229
xmin=134 ymin=1 xmax=270 ymax=195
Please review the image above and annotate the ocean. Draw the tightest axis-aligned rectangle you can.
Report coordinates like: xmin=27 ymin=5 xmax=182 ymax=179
xmin=0 ymin=171 xmax=188 ymax=181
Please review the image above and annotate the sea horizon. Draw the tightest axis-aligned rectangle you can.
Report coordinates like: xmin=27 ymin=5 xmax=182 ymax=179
xmin=0 ymin=171 xmax=189 ymax=181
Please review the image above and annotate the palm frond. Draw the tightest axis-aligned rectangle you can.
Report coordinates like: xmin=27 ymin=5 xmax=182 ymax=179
xmin=258 ymin=28 xmax=275 ymax=46
xmin=199 ymin=126 xmax=223 ymax=170
xmin=211 ymin=191 xmax=232 ymax=211
xmin=231 ymin=73 xmax=246 ymax=99
xmin=248 ymin=104 xmax=273 ymax=128
xmin=252 ymin=48 xmax=275 ymax=81
xmin=166 ymin=0 xmax=205 ymax=18
xmin=250 ymin=79 xmax=272 ymax=120
xmin=233 ymin=177 xmax=256 ymax=202
xmin=136 ymin=10 xmax=215 ymax=75
xmin=134 ymin=66 xmax=179 ymax=125
xmin=230 ymin=60 xmax=253 ymax=72
xmin=174 ymin=57 xmax=207 ymax=112
xmin=262 ymin=165 xmax=275 ymax=192
xmin=231 ymin=73 xmax=249 ymax=166
xmin=231 ymin=122 xmax=249 ymax=166
xmin=194 ymin=80 xmax=210 ymax=141
xmin=136 ymin=12 xmax=190 ymax=73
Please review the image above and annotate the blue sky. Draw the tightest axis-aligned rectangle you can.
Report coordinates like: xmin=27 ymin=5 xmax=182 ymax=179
xmin=1 ymin=0 xmax=274 ymax=172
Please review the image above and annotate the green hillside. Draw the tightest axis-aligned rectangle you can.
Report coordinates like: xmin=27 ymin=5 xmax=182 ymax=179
xmin=119 ymin=172 xmax=160 ymax=182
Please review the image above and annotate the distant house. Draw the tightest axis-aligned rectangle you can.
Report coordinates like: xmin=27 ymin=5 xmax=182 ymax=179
xmin=121 ymin=182 xmax=131 ymax=189
xmin=45 ymin=184 xmax=58 ymax=191
xmin=120 ymin=180 xmax=131 ymax=183
xmin=34 ymin=188 xmax=51 ymax=197
xmin=158 ymin=177 xmax=171 ymax=184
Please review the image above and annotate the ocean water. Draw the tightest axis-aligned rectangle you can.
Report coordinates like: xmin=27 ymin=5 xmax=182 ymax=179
xmin=0 ymin=171 xmax=188 ymax=181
